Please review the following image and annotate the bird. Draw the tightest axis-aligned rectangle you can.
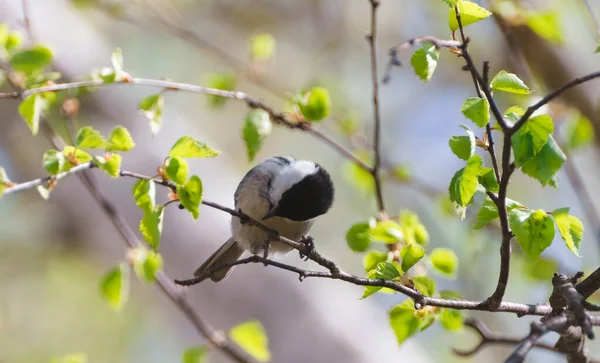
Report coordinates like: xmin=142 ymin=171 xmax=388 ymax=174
xmin=193 ymin=156 xmax=335 ymax=282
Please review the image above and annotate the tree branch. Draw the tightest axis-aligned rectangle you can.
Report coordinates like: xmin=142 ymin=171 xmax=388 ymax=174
xmin=505 ymin=315 xmax=569 ymax=363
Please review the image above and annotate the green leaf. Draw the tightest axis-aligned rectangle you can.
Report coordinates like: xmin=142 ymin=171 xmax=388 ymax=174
xmin=131 ymin=246 xmax=164 ymax=283
xmin=564 ymin=113 xmax=594 ymax=150
xmin=552 ymin=207 xmax=583 ymax=257
xmin=362 ymin=270 xmax=383 ymax=299
xmin=100 ymin=263 xmax=129 ymax=312
xmin=298 ymin=87 xmax=331 ymax=121
xmin=448 ymin=0 xmax=492 ymax=32
xmin=389 ymin=300 xmax=421 ymax=345
xmin=490 ymin=70 xmax=531 ymax=94
xmin=10 ymin=46 xmax=53 ymax=73
xmin=62 ymin=146 xmax=93 ymax=170
xmin=43 ymin=149 xmax=66 ymax=175
xmin=448 ymin=125 xmax=475 ymax=160
xmin=362 ymin=262 xmax=401 ymax=299
xmin=76 ymin=126 xmax=106 ymax=148
xmin=206 ymin=72 xmax=237 ymax=107
xmin=178 ymin=175 xmax=203 ymax=219
xmin=399 ymin=210 xmax=429 ymax=245
xmin=343 ymin=159 xmax=374 ymax=193
xmin=169 ymin=136 xmax=220 ymax=159
xmin=111 ymin=47 xmax=124 ymax=80
xmin=164 ymin=157 xmax=189 ymax=185
xmin=439 ymin=308 xmax=463 ymax=331
xmin=369 ymin=220 xmax=404 ymax=244
xmin=473 ymin=196 xmax=523 ymax=230
xmin=346 ymin=222 xmax=371 ymax=252
xmin=106 ymin=126 xmax=135 ymax=152
xmin=521 ymin=136 xmax=566 ymax=187
xmin=400 ymin=244 xmax=425 ymax=272
xmin=448 ymin=154 xmax=482 ymax=207
xmin=49 ymin=353 xmax=88 ymax=363
xmin=139 ymin=94 xmax=164 ymax=136
xmin=243 ymin=109 xmax=272 ymax=161
xmin=132 ymin=179 xmax=155 ymax=212
xmin=479 ymin=167 xmax=499 ymax=192
xmin=410 ymin=45 xmax=439 ymax=83
xmin=182 ymin=347 xmax=207 ymax=363
xmin=439 ymin=290 xmax=463 ymax=300
xmin=363 ymin=250 xmax=389 ymax=272
xmin=140 ymin=205 xmax=165 ymax=250
xmin=522 ymin=255 xmax=557 ymax=282
xmin=441 ymin=0 xmax=458 ymax=6
xmin=19 ymin=94 xmax=45 ymax=135
xmin=94 ymin=153 xmax=121 ymax=178
xmin=460 ymin=97 xmax=490 ymax=127
xmin=509 ymin=209 xmax=555 ymax=260
xmin=393 ymin=163 xmax=412 ymax=181
xmin=430 ymin=248 xmax=459 ymax=276
xmin=249 ymin=33 xmax=275 ymax=60
xmin=412 ymin=275 xmax=436 ymax=297
xmin=229 ymin=320 xmax=271 ymax=362
xmin=0 ymin=167 xmax=11 ymax=197
xmin=525 ymin=11 xmax=563 ymax=44
xmin=512 ymin=114 xmax=554 ymax=167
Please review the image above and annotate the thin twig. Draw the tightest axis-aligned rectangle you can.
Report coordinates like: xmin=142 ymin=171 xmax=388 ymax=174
xmin=20 ymin=0 xmax=36 ymax=45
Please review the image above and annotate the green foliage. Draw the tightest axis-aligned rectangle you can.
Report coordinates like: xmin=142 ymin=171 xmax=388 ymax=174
xmin=132 ymin=179 xmax=156 ymax=212
xmin=521 ymin=255 xmax=558 ymax=282
xmin=346 ymin=222 xmax=371 ymax=252
xmin=448 ymin=154 xmax=482 ymax=208
xmin=400 ymin=210 xmax=429 ymax=245
xmin=410 ymin=44 xmax=439 ymax=83
xmin=164 ymin=156 xmax=189 ymax=185
xmin=249 ymin=33 xmax=275 ymax=60
xmin=139 ymin=94 xmax=164 ymax=135
xmin=99 ymin=48 xmax=125 ymax=83
xmin=448 ymin=125 xmax=475 ymax=160
xmin=525 ymin=10 xmax=563 ymax=44
xmin=362 ymin=262 xmax=401 ymax=299
xmin=490 ymin=70 xmax=531 ymax=94
xmin=131 ymin=246 xmax=164 ymax=282
xmin=439 ymin=308 xmax=463 ymax=331
xmin=297 ymin=87 xmax=331 ymax=121
xmin=19 ymin=93 xmax=46 ymax=135
xmin=460 ymin=97 xmax=490 ymax=127
xmin=479 ymin=167 xmax=499 ymax=192
xmin=100 ymin=263 xmax=129 ymax=312
xmin=140 ymin=205 xmax=165 ymax=250
xmin=229 ymin=320 xmax=271 ymax=362
xmin=448 ymin=0 xmax=492 ymax=32
xmin=429 ymin=248 xmax=458 ymax=276
xmin=243 ymin=109 xmax=272 ymax=161
xmin=363 ymin=250 xmax=389 ymax=272
xmin=412 ymin=275 xmax=436 ymax=297
xmin=509 ymin=209 xmax=555 ymax=260
xmin=177 ymin=175 xmax=203 ymax=219
xmin=62 ymin=146 xmax=93 ymax=171
xmin=76 ymin=127 xmax=106 ymax=148
xmin=552 ymin=207 xmax=583 ymax=257
xmin=206 ymin=72 xmax=237 ymax=107
xmin=369 ymin=219 xmax=404 ymax=243
xmin=343 ymin=155 xmax=374 ymax=193
xmin=473 ymin=196 xmax=522 ymax=230
xmin=0 ymin=167 xmax=11 ymax=198
xmin=94 ymin=153 xmax=122 ymax=177
xmin=564 ymin=112 xmax=594 ymax=150
xmin=521 ymin=136 xmax=566 ymax=187
xmin=512 ymin=114 xmax=554 ymax=167
xmin=106 ymin=126 xmax=136 ymax=152
xmin=389 ymin=300 xmax=421 ymax=345
xmin=10 ymin=46 xmax=53 ymax=73
xmin=49 ymin=354 xmax=88 ymax=363
xmin=169 ymin=136 xmax=220 ymax=159
xmin=400 ymin=244 xmax=425 ymax=272
xmin=182 ymin=347 xmax=207 ymax=363
xmin=43 ymin=149 xmax=66 ymax=175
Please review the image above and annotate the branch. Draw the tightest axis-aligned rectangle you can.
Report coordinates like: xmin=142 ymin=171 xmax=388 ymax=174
xmin=576 ymin=267 xmax=600 ymax=299
xmin=366 ymin=0 xmax=386 ymax=215
xmin=505 ymin=315 xmax=569 ymax=363
xmin=550 ymin=272 xmax=594 ymax=339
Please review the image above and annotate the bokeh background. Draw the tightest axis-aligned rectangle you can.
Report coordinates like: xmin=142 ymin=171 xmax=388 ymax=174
xmin=0 ymin=0 xmax=600 ymax=362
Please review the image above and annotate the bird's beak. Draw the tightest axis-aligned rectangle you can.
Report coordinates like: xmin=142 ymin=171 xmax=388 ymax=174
xmin=262 ymin=206 xmax=278 ymax=220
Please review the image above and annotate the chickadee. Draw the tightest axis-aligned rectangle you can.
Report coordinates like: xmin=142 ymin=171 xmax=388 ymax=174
xmin=194 ymin=156 xmax=335 ymax=281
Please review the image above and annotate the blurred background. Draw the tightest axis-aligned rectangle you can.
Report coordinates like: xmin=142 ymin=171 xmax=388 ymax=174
xmin=0 ymin=0 xmax=600 ymax=362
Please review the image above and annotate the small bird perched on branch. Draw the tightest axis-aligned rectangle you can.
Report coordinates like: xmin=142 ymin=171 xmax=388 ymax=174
xmin=193 ymin=156 xmax=335 ymax=281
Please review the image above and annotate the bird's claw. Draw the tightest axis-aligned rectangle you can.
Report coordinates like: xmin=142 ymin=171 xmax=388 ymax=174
xmin=299 ymin=235 xmax=315 ymax=261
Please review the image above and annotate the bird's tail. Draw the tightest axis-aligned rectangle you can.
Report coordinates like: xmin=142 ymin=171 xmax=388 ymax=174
xmin=193 ymin=238 xmax=245 ymax=282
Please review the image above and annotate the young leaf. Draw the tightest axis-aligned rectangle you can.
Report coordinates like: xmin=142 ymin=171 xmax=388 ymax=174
xmin=552 ymin=207 xmax=583 ymax=257
xmin=373 ymin=261 xmax=401 ymax=280
xmin=249 ymin=33 xmax=275 ymax=60
xmin=169 ymin=136 xmax=220 ymax=159
xmin=106 ymin=126 xmax=135 ymax=152
xmin=522 ymin=255 xmax=558 ymax=282
xmin=43 ymin=149 xmax=66 ymax=175
xmin=412 ymin=275 xmax=436 ymax=297
xmin=430 ymin=248 xmax=459 ymax=276
xmin=399 ymin=211 xmax=429 ymax=245
xmin=10 ymin=46 xmax=53 ymax=73
xmin=389 ymin=300 xmax=421 ymax=345
xmin=182 ymin=347 xmax=207 ymax=363
xmin=229 ymin=320 xmax=271 ymax=362
xmin=178 ymin=175 xmax=203 ymax=219
xmin=164 ymin=157 xmax=189 ymax=185
xmin=448 ymin=0 xmax=492 ymax=32
xmin=0 ymin=167 xmax=12 ymax=197
xmin=460 ymin=97 xmax=490 ymax=127
xmin=111 ymin=47 xmax=124 ymax=79
xmin=297 ymin=87 xmax=331 ymax=121
xmin=448 ymin=154 xmax=482 ymax=207
xmin=509 ymin=209 xmax=555 ymax=260
xmin=132 ymin=179 xmax=155 ymax=212
xmin=131 ymin=246 xmax=164 ymax=283
xmin=448 ymin=126 xmax=475 ymax=161
xmin=362 ymin=270 xmax=383 ymax=299
xmin=525 ymin=11 xmax=563 ymax=44
xmin=62 ymin=146 xmax=93 ymax=170
xmin=242 ymin=109 xmax=272 ymax=161
xmin=346 ymin=222 xmax=371 ymax=252
xmin=490 ymin=70 xmax=531 ymax=94
xmin=564 ymin=113 xmax=594 ymax=150
xmin=513 ymin=114 xmax=554 ymax=164
xmin=400 ymin=244 xmax=425 ymax=272
xmin=76 ymin=126 xmax=106 ymax=148
xmin=94 ymin=153 xmax=122 ymax=177
xmin=138 ymin=94 xmax=164 ymax=136
xmin=140 ymin=205 xmax=165 ymax=250
xmin=439 ymin=308 xmax=463 ymax=331
xmin=479 ymin=167 xmax=499 ymax=192
xmin=473 ymin=196 xmax=523 ymax=230
xmin=363 ymin=250 xmax=388 ymax=272
xmin=410 ymin=45 xmax=439 ymax=83
xmin=369 ymin=220 xmax=404 ymax=244
xmin=206 ymin=72 xmax=237 ymax=107
xmin=19 ymin=94 xmax=44 ymax=135
xmin=100 ymin=263 xmax=129 ymax=312
xmin=521 ymin=136 xmax=566 ymax=187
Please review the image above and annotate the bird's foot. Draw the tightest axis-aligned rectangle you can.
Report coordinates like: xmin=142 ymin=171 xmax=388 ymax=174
xmin=299 ymin=235 xmax=315 ymax=261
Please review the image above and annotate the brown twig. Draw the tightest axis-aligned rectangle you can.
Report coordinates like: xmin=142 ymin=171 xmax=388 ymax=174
xmin=505 ymin=315 xmax=569 ymax=363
